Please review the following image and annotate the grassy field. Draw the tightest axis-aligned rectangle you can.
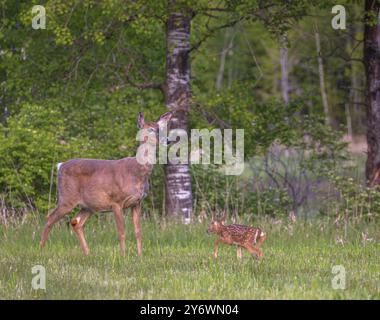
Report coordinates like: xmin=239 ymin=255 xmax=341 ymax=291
xmin=0 ymin=214 xmax=379 ymax=299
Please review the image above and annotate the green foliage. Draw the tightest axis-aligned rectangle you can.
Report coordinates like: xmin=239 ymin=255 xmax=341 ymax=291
xmin=191 ymin=164 xmax=291 ymax=217
xmin=0 ymin=104 xmax=83 ymax=209
xmin=329 ymin=172 xmax=380 ymax=220
xmin=193 ymin=86 xmax=302 ymax=157
xmin=291 ymin=114 xmax=349 ymax=177
xmin=190 ymin=88 xmax=350 ymax=218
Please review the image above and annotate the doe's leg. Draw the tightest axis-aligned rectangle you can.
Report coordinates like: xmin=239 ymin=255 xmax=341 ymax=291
xmin=112 ymin=204 xmax=125 ymax=256
xmin=132 ymin=204 xmax=142 ymax=256
xmin=40 ymin=203 xmax=75 ymax=248
xmin=71 ymin=209 xmax=92 ymax=255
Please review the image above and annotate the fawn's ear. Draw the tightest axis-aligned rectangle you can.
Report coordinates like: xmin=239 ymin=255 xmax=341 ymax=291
xmin=220 ymin=211 xmax=227 ymax=224
xmin=137 ymin=112 xmax=145 ymax=129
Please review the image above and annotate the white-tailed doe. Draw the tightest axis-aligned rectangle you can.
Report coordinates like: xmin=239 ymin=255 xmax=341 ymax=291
xmin=40 ymin=112 xmax=172 ymax=256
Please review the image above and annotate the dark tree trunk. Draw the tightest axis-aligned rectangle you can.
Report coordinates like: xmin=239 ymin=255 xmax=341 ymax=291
xmin=164 ymin=4 xmax=193 ymax=221
xmin=348 ymin=24 xmax=358 ymax=137
xmin=364 ymin=0 xmax=380 ymax=186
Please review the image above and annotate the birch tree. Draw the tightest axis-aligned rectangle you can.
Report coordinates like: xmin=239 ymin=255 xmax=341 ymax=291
xmin=163 ymin=4 xmax=193 ymax=220
xmin=279 ymin=34 xmax=290 ymax=105
xmin=314 ymin=23 xmax=331 ymax=126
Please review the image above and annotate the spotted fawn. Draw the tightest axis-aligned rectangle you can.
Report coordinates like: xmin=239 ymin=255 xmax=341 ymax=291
xmin=207 ymin=214 xmax=266 ymax=260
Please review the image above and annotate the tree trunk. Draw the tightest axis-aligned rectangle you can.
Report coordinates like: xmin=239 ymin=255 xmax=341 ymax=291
xmin=345 ymin=103 xmax=353 ymax=138
xmin=216 ymin=29 xmax=230 ymax=91
xmin=216 ymin=28 xmax=235 ymax=91
xmin=314 ymin=23 xmax=330 ymax=126
xmin=164 ymin=5 xmax=193 ymax=222
xmin=280 ymin=34 xmax=290 ymax=105
xmin=350 ymin=48 xmax=361 ymax=122
xmin=348 ymin=25 xmax=358 ymax=136
xmin=364 ymin=0 xmax=380 ymax=186
xmin=227 ymin=46 xmax=235 ymax=89
xmin=1 ymin=106 xmax=9 ymax=126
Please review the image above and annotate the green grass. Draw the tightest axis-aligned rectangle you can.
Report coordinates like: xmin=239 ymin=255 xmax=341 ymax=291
xmin=0 ymin=215 xmax=379 ymax=299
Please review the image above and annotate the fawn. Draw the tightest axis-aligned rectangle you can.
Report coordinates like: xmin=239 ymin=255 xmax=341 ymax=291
xmin=207 ymin=213 xmax=266 ymax=260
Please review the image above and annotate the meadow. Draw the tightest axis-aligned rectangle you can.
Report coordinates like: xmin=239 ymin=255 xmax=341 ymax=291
xmin=0 ymin=214 xmax=378 ymax=299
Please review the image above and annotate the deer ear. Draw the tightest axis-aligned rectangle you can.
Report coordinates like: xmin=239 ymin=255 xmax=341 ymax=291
xmin=221 ymin=211 xmax=227 ymax=224
xmin=157 ymin=111 xmax=173 ymax=127
xmin=137 ymin=112 xmax=145 ymax=129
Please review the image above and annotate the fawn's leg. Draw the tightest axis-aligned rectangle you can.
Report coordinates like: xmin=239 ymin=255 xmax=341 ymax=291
xmin=252 ymin=233 xmax=266 ymax=259
xmin=112 ymin=204 xmax=125 ymax=256
xmin=236 ymin=246 xmax=243 ymax=259
xmin=244 ymin=244 xmax=263 ymax=260
xmin=40 ymin=203 xmax=76 ymax=247
xmin=255 ymin=233 xmax=266 ymax=249
xmin=71 ymin=209 xmax=92 ymax=255
xmin=132 ymin=204 xmax=142 ymax=257
xmin=213 ymin=239 xmax=222 ymax=258
xmin=254 ymin=247 xmax=264 ymax=259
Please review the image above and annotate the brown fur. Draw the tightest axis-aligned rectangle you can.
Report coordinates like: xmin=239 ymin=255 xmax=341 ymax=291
xmin=40 ymin=112 xmax=172 ymax=256
xmin=207 ymin=214 xmax=266 ymax=260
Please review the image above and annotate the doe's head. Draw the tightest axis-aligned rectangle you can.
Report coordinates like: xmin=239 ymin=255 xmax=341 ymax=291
xmin=137 ymin=111 xmax=173 ymax=146
xmin=207 ymin=212 xmax=227 ymax=234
